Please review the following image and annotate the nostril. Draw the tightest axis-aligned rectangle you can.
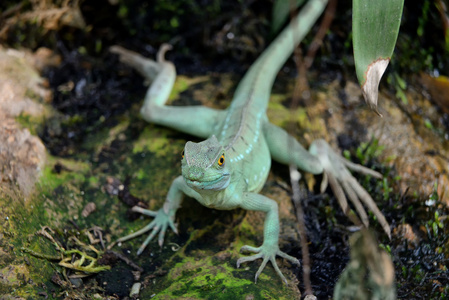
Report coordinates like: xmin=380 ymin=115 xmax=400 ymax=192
xmin=189 ymin=166 xmax=203 ymax=180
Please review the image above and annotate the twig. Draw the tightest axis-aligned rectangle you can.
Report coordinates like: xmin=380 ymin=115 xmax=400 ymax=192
xmin=289 ymin=166 xmax=313 ymax=296
xmin=435 ymin=0 xmax=449 ymax=42
xmin=20 ymin=247 xmax=61 ymax=261
xmin=0 ymin=2 xmax=24 ymax=19
xmin=304 ymin=0 xmax=337 ymax=69
xmin=106 ymin=250 xmax=144 ymax=272
xmin=288 ymin=1 xmax=316 ymax=296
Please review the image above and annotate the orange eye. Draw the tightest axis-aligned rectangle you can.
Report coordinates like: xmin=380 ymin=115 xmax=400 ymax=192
xmin=218 ymin=154 xmax=225 ymax=166
xmin=181 ymin=150 xmax=185 ymax=159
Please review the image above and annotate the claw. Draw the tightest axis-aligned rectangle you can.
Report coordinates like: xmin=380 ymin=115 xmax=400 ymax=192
xmin=347 ymin=177 xmax=391 ymax=238
xmin=236 ymin=253 xmax=263 ymax=268
xmin=320 ymin=171 xmax=329 ymax=193
xmin=255 ymin=257 xmax=270 ymax=283
xmin=237 ymin=244 xmax=298 ymax=284
xmin=340 ymin=157 xmax=383 ymax=179
xmin=158 ymin=226 xmax=166 ymax=247
xmin=168 ymin=220 xmax=178 ymax=235
xmin=137 ymin=245 xmax=145 ymax=256
xmin=117 ymin=207 xmax=178 ymax=253
xmin=116 ymin=219 xmax=157 ymax=243
xmin=132 ymin=206 xmax=157 ymax=217
xmin=327 ymin=171 xmax=350 ymax=216
xmin=341 ymin=180 xmax=369 ymax=227
xmin=270 ymin=257 xmax=288 ymax=285
xmin=240 ymin=245 xmax=261 ymax=253
xmin=312 ymin=140 xmax=391 ymax=238
xmin=137 ymin=227 xmax=159 ymax=255
xmin=277 ymin=251 xmax=301 ymax=265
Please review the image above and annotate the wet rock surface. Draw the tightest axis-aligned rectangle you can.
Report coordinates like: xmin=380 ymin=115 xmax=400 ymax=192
xmin=0 ymin=47 xmax=55 ymax=196
xmin=322 ymin=79 xmax=449 ymax=204
xmin=0 ymin=118 xmax=46 ymax=197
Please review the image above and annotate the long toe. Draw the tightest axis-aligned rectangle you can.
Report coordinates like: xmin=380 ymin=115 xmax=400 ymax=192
xmin=270 ymin=257 xmax=288 ymax=285
xmin=240 ymin=245 xmax=261 ymax=253
xmin=237 ymin=253 xmax=264 ymax=268
xmin=254 ymin=256 xmax=270 ymax=283
xmin=277 ymin=251 xmax=301 ymax=265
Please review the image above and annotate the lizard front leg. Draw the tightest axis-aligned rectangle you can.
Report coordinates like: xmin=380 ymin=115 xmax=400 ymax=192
xmin=237 ymin=192 xmax=300 ymax=284
xmin=117 ymin=176 xmax=201 ymax=255
xmin=263 ymin=122 xmax=391 ymax=237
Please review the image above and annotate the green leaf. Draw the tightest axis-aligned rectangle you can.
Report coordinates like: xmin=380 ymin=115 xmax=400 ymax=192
xmin=432 ymin=221 xmax=438 ymax=237
xmin=271 ymin=0 xmax=306 ymax=35
xmin=353 ymin=0 xmax=404 ymax=115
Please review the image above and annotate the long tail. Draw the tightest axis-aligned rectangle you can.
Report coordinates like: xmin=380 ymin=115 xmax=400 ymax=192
xmin=231 ymin=0 xmax=328 ymax=110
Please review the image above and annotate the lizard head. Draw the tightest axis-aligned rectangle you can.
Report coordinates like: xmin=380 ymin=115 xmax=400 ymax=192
xmin=181 ymin=135 xmax=231 ymax=191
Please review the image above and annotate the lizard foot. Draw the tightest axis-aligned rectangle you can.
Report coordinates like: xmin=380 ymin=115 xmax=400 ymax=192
xmin=236 ymin=244 xmax=300 ymax=284
xmin=116 ymin=206 xmax=177 ymax=255
xmin=309 ymin=139 xmax=391 ymax=238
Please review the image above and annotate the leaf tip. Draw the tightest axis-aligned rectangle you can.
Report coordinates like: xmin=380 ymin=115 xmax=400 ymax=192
xmin=362 ymin=58 xmax=390 ymax=115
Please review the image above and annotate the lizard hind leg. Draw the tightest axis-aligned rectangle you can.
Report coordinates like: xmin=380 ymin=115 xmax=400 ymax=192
xmin=309 ymin=139 xmax=391 ymax=238
xmin=111 ymin=44 xmax=225 ymax=138
xmin=263 ymin=122 xmax=390 ymax=238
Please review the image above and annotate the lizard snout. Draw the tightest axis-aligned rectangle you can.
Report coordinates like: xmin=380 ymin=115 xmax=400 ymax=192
xmin=186 ymin=166 xmax=204 ymax=181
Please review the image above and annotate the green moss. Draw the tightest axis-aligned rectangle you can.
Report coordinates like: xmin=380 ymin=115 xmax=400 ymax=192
xmin=267 ymin=94 xmax=311 ymax=131
xmin=0 ymin=193 xmax=59 ymax=298
xmin=82 ymin=125 xmax=112 ymax=152
xmin=233 ymin=218 xmax=257 ymax=249
xmin=0 ymin=148 xmax=105 ymax=298
xmin=267 ymin=94 xmax=290 ymax=127
xmin=63 ymin=114 xmax=84 ymax=126
xmin=145 ymin=256 xmax=291 ymax=299
xmin=40 ymin=164 xmax=86 ymax=191
xmin=168 ymin=75 xmax=209 ymax=101
xmin=15 ymin=113 xmax=43 ymax=135
xmin=133 ymin=126 xmax=170 ymax=155
xmin=87 ymin=176 xmax=99 ymax=187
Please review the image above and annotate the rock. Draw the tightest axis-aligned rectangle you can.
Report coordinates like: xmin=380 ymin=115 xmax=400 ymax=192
xmin=392 ymin=224 xmax=420 ymax=248
xmin=365 ymin=89 xmax=449 ymax=204
xmin=333 ymin=230 xmax=396 ymax=300
xmin=314 ymin=79 xmax=449 ymax=205
xmin=420 ymin=73 xmax=449 ymax=115
xmin=0 ymin=120 xmax=46 ymax=196
xmin=0 ymin=296 xmax=26 ymax=300
xmin=0 ymin=264 xmax=30 ymax=286
xmin=0 ymin=46 xmax=57 ymax=197
xmin=0 ymin=47 xmax=53 ymax=111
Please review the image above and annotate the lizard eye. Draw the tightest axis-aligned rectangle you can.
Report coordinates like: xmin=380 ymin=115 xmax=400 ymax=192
xmin=181 ymin=149 xmax=185 ymax=159
xmin=218 ymin=154 xmax=225 ymax=166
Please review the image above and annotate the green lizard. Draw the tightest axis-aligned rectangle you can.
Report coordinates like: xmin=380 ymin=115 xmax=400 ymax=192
xmin=111 ymin=0 xmax=390 ymax=284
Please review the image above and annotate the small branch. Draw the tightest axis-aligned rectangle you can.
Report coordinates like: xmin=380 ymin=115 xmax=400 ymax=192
xmin=106 ymin=250 xmax=144 ymax=272
xmin=304 ymin=0 xmax=337 ymax=69
xmin=435 ymin=0 xmax=449 ymax=42
xmin=287 ymin=1 xmax=316 ymax=296
xmin=289 ymin=166 xmax=314 ymax=296
xmin=20 ymin=247 xmax=61 ymax=261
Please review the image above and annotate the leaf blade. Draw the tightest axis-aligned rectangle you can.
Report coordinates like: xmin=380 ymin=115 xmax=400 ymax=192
xmin=353 ymin=0 xmax=404 ymax=113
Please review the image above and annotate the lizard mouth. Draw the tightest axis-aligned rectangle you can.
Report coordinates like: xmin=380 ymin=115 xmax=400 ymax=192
xmin=184 ymin=174 xmax=230 ymax=190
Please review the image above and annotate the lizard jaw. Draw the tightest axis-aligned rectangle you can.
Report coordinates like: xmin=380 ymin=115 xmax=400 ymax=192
xmin=184 ymin=174 xmax=230 ymax=191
